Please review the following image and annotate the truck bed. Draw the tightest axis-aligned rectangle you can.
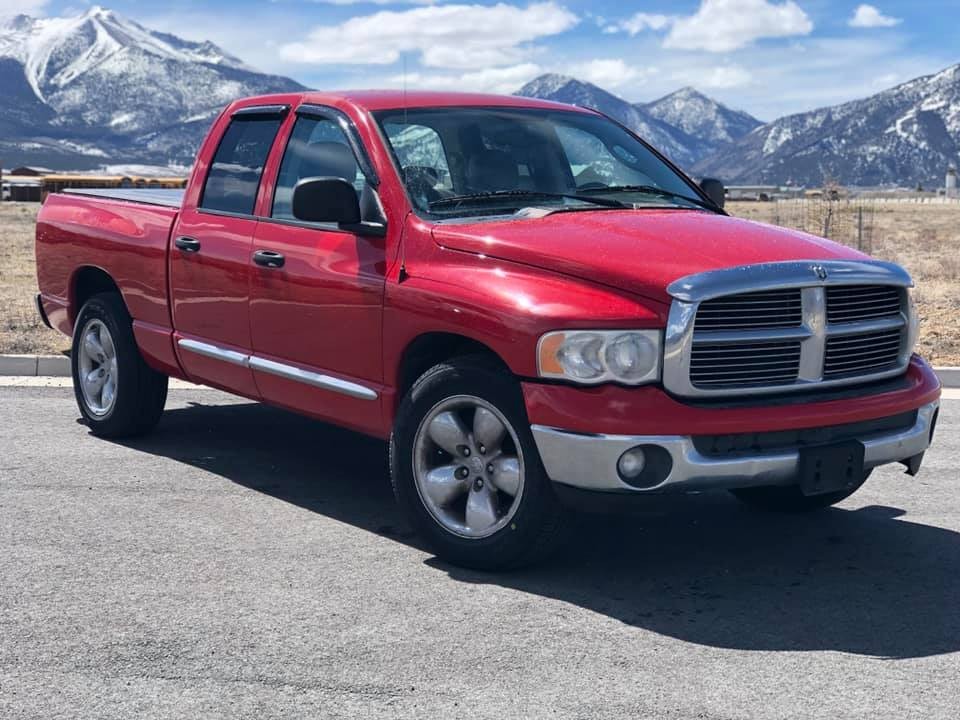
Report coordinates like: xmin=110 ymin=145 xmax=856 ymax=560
xmin=64 ymin=187 xmax=184 ymax=208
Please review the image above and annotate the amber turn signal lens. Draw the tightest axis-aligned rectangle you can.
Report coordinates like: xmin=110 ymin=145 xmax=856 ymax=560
xmin=538 ymin=332 xmax=566 ymax=375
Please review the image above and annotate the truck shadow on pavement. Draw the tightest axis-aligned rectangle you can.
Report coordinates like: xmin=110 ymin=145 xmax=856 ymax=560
xmin=117 ymin=398 xmax=960 ymax=660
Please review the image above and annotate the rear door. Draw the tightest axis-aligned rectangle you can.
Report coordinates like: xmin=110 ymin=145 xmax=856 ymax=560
xmin=170 ymin=106 xmax=285 ymax=396
xmin=248 ymin=105 xmax=387 ymax=433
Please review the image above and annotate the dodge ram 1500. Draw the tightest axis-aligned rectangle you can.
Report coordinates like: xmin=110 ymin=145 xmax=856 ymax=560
xmin=35 ymin=91 xmax=941 ymax=569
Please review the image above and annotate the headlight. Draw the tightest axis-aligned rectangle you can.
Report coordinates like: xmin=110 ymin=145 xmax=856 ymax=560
xmin=538 ymin=330 xmax=662 ymax=385
xmin=906 ymin=287 xmax=920 ymax=355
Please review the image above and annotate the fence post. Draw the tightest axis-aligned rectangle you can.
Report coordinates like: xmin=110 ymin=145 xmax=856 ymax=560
xmin=857 ymin=206 xmax=863 ymax=251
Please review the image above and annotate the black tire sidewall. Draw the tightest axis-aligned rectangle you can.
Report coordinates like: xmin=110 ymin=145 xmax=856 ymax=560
xmin=71 ymin=293 xmax=163 ymax=437
xmin=391 ymin=358 xmax=563 ymax=569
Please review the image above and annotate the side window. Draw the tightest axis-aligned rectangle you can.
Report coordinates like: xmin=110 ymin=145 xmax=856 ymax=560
xmin=200 ymin=116 xmax=282 ymax=215
xmin=272 ymin=116 xmax=364 ymax=221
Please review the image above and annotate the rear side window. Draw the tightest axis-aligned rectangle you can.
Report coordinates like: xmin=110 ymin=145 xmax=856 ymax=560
xmin=201 ymin=116 xmax=282 ymax=215
xmin=272 ymin=115 xmax=364 ymax=220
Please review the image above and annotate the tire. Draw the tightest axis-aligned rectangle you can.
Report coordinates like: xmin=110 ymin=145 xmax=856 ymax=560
xmin=390 ymin=356 xmax=568 ymax=570
xmin=730 ymin=471 xmax=872 ymax=512
xmin=71 ymin=292 xmax=168 ymax=438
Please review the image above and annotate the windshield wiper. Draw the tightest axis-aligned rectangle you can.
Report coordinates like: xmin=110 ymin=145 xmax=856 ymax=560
xmin=579 ymin=185 xmax=718 ymax=211
xmin=428 ymin=189 xmax=629 ymax=211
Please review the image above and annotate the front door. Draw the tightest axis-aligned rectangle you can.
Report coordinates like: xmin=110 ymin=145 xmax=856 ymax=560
xmin=249 ymin=109 xmax=387 ymax=433
xmin=170 ymin=108 xmax=285 ymax=396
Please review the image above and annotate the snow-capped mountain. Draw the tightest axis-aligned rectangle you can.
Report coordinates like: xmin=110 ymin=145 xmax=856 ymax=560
xmin=516 ymin=74 xmax=760 ymax=168
xmin=642 ymin=87 xmax=763 ymax=147
xmin=516 ymin=74 xmax=708 ymax=167
xmin=694 ymin=64 xmax=960 ymax=187
xmin=0 ymin=6 xmax=303 ymax=169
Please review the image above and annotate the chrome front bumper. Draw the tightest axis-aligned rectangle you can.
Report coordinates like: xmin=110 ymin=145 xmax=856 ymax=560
xmin=531 ymin=401 xmax=939 ymax=493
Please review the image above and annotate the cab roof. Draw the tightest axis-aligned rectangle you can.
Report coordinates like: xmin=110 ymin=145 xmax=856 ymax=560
xmin=228 ymin=90 xmax=596 ymax=114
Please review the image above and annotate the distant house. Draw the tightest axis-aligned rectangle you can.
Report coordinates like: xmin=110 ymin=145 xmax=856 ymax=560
xmin=1 ymin=177 xmax=43 ymax=202
xmin=9 ymin=166 xmax=54 ymax=177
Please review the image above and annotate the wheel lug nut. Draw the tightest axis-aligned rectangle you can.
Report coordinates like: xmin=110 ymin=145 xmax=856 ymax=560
xmin=456 ymin=467 xmax=469 ymax=479
xmin=460 ymin=446 xmax=471 ymax=457
xmin=486 ymin=463 xmax=494 ymax=474
xmin=474 ymin=478 xmax=484 ymax=490
xmin=478 ymin=444 xmax=486 ymax=454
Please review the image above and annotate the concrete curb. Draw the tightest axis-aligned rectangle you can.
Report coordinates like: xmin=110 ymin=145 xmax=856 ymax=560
xmin=935 ymin=366 xmax=960 ymax=388
xmin=0 ymin=354 xmax=70 ymax=377
xmin=1 ymin=353 xmax=959 ymax=387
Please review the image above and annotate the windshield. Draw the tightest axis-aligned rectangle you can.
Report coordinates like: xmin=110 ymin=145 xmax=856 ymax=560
xmin=374 ymin=106 xmax=712 ymax=220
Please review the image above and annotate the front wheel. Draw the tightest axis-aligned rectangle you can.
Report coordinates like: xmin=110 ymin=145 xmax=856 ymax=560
xmin=730 ymin=471 xmax=872 ymax=512
xmin=390 ymin=356 xmax=568 ymax=570
xmin=72 ymin=293 xmax=168 ymax=438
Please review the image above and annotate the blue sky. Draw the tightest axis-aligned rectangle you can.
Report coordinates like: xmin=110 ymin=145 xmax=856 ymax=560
xmin=12 ymin=0 xmax=960 ymax=120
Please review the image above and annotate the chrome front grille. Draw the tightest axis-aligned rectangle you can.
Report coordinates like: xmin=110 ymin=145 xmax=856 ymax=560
xmin=826 ymin=285 xmax=902 ymax=324
xmin=823 ymin=328 xmax=903 ymax=379
xmin=694 ymin=289 xmax=802 ymax=331
xmin=690 ymin=340 xmax=802 ymax=388
xmin=663 ymin=261 xmax=913 ymax=398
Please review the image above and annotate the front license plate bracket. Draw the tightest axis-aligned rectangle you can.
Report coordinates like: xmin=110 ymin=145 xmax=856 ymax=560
xmin=798 ymin=441 xmax=865 ymax=496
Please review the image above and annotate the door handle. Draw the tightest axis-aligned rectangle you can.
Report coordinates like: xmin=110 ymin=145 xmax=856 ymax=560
xmin=175 ymin=236 xmax=201 ymax=253
xmin=253 ymin=250 xmax=285 ymax=269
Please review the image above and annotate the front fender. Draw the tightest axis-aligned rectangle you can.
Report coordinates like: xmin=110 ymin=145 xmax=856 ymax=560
xmin=383 ymin=248 xmax=667 ymax=382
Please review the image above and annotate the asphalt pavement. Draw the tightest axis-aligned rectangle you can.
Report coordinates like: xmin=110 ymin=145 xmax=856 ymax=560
xmin=1 ymin=385 xmax=958 ymax=719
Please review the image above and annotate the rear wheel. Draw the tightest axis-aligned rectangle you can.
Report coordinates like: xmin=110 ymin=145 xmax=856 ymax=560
xmin=71 ymin=293 xmax=168 ymax=438
xmin=390 ymin=356 xmax=568 ymax=570
xmin=730 ymin=471 xmax=872 ymax=512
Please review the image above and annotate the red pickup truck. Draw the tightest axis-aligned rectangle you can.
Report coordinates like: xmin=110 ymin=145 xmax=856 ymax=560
xmin=36 ymin=91 xmax=941 ymax=569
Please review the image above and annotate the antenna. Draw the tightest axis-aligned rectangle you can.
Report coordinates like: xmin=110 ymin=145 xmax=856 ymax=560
xmin=402 ymin=52 xmax=409 ymax=126
xmin=398 ymin=51 xmax=409 ymax=283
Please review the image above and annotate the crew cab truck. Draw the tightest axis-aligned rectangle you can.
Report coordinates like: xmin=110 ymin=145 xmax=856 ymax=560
xmin=35 ymin=91 xmax=941 ymax=569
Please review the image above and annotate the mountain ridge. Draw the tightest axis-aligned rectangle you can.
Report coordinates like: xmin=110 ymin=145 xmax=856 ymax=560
xmin=0 ymin=6 xmax=303 ymax=170
xmin=515 ymin=74 xmax=760 ymax=167
xmin=692 ymin=63 xmax=960 ymax=187
xmin=1 ymin=5 xmax=958 ymax=186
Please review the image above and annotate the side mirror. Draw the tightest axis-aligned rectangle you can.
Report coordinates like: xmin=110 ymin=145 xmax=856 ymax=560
xmin=699 ymin=177 xmax=726 ymax=209
xmin=292 ymin=177 xmax=361 ymax=225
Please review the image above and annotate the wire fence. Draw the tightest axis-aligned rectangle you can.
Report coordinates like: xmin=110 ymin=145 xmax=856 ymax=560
xmin=770 ymin=199 xmax=876 ymax=254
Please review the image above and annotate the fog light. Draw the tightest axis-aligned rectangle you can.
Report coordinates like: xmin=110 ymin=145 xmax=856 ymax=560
xmin=617 ymin=447 xmax=647 ymax=479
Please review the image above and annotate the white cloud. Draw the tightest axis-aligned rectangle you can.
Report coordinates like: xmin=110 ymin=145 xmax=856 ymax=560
xmin=674 ymin=64 xmax=752 ymax=89
xmin=0 ymin=0 xmax=48 ymax=18
xmin=568 ymin=59 xmax=641 ymax=88
xmin=849 ymin=4 xmax=901 ymax=28
xmin=313 ymin=0 xmax=437 ymax=4
xmin=390 ymin=63 xmax=544 ymax=94
xmin=279 ymin=2 xmax=578 ymax=70
xmin=612 ymin=12 xmax=673 ymax=36
xmin=663 ymin=0 xmax=813 ymax=52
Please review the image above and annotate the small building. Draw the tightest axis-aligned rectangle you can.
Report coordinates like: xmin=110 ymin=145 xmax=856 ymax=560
xmin=1 ymin=176 xmax=43 ymax=202
xmin=726 ymin=185 xmax=780 ymax=201
xmin=9 ymin=166 xmax=54 ymax=177
xmin=39 ymin=174 xmax=188 ymax=200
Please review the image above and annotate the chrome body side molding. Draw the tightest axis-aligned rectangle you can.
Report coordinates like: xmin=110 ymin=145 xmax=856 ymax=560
xmin=248 ymin=356 xmax=378 ymax=400
xmin=176 ymin=339 xmax=378 ymax=401
xmin=178 ymin=339 xmax=250 ymax=367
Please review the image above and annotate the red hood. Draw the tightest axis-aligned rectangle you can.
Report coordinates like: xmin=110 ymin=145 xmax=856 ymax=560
xmin=431 ymin=210 xmax=867 ymax=302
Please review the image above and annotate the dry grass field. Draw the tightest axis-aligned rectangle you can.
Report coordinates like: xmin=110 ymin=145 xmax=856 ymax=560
xmin=0 ymin=203 xmax=67 ymax=356
xmin=728 ymin=200 xmax=960 ymax=365
xmin=1 ymin=200 xmax=957 ymax=364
